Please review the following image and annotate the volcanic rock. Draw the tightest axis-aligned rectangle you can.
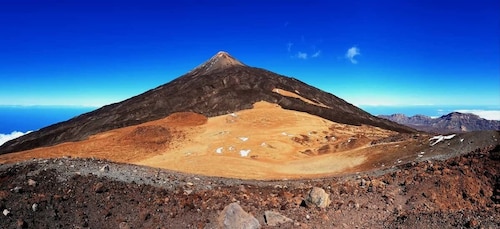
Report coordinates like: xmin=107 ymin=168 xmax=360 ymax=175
xmin=305 ymin=187 xmax=331 ymax=208
xmin=27 ymin=179 xmax=36 ymax=187
xmin=100 ymin=165 xmax=110 ymax=173
xmin=118 ymin=222 xmax=131 ymax=229
xmin=264 ymin=210 xmax=293 ymax=226
xmin=3 ymin=209 xmax=10 ymax=216
xmin=219 ymin=202 xmax=260 ymax=229
xmin=16 ymin=219 xmax=27 ymax=229
xmin=93 ymin=182 xmax=105 ymax=193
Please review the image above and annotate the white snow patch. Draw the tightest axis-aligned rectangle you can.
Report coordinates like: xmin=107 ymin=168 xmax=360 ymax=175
xmin=228 ymin=146 xmax=235 ymax=151
xmin=240 ymin=149 xmax=251 ymax=157
xmin=420 ymin=152 xmax=425 ymax=155
xmin=215 ymin=147 xmax=223 ymax=154
xmin=229 ymin=113 xmax=238 ymax=117
xmin=429 ymin=134 xmax=456 ymax=146
xmin=239 ymin=137 xmax=249 ymax=142
xmin=460 ymin=138 xmax=464 ymax=142
xmin=261 ymin=142 xmax=266 ymax=147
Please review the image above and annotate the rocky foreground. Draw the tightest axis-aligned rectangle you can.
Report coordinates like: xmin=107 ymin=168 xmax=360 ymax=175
xmin=1 ymin=144 xmax=499 ymax=228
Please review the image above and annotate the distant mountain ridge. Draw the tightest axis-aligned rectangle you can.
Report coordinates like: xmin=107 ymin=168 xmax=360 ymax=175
xmin=379 ymin=112 xmax=500 ymax=134
xmin=0 ymin=51 xmax=415 ymax=154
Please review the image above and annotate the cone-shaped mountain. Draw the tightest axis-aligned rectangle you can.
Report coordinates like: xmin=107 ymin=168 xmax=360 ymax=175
xmin=0 ymin=52 xmax=415 ymax=154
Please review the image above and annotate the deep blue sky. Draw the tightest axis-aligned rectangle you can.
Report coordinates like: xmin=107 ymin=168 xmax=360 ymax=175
xmin=0 ymin=0 xmax=499 ymax=107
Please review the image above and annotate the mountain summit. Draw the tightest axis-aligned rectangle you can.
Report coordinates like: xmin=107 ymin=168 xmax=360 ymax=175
xmin=0 ymin=52 xmax=415 ymax=154
xmin=189 ymin=51 xmax=245 ymax=75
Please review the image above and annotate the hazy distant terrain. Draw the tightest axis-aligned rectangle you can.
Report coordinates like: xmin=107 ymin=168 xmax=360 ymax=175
xmin=379 ymin=112 xmax=500 ymax=134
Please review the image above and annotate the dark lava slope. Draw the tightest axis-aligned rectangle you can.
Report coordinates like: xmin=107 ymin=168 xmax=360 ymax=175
xmin=0 ymin=52 xmax=414 ymax=154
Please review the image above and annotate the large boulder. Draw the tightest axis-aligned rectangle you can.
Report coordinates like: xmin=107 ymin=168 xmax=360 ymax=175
xmin=305 ymin=187 xmax=331 ymax=208
xmin=219 ymin=202 xmax=260 ymax=229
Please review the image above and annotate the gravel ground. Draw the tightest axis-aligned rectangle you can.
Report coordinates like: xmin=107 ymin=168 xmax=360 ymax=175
xmin=1 ymin=135 xmax=499 ymax=228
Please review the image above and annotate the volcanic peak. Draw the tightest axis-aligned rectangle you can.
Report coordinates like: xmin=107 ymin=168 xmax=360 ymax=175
xmin=189 ymin=51 xmax=245 ymax=76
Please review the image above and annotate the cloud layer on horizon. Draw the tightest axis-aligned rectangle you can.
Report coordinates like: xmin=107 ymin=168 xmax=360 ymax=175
xmin=454 ymin=110 xmax=500 ymax=121
xmin=0 ymin=131 xmax=32 ymax=146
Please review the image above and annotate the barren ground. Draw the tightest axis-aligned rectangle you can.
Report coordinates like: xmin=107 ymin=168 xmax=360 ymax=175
xmin=0 ymin=101 xmax=439 ymax=179
xmin=0 ymin=144 xmax=498 ymax=228
xmin=0 ymin=101 xmax=499 ymax=228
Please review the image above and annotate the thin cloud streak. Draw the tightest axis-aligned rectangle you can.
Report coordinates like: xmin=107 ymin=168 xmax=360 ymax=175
xmin=296 ymin=52 xmax=308 ymax=59
xmin=312 ymin=50 xmax=321 ymax=58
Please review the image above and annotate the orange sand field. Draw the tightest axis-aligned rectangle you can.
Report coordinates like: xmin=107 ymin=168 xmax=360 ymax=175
xmin=0 ymin=101 xmax=429 ymax=179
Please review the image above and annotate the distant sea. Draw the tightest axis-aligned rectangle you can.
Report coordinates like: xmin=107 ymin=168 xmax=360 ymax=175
xmin=0 ymin=106 xmax=94 ymax=134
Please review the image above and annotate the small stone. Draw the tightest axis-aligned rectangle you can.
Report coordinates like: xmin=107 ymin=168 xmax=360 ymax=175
xmin=11 ymin=186 xmax=22 ymax=193
xmin=93 ymin=182 xmax=105 ymax=193
xmin=3 ymin=209 xmax=10 ymax=216
xmin=184 ymin=189 xmax=193 ymax=195
xmin=17 ymin=219 xmax=27 ymax=228
xmin=119 ymin=222 xmax=131 ymax=229
xmin=27 ymin=179 xmax=37 ymax=187
xmin=305 ymin=187 xmax=331 ymax=208
xmin=32 ymin=203 xmax=38 ymax=212
xmin=264 ymin=211 xmax=293 ymax=226
xmin=100 ymin=165 xmax=110 ymax=173
xmin=186 ymin=182 xmax=194 ymax=186
xmin=360 ymin=179 xmax=367 ymax=187
xmin=306 ymin=214 xmax=310 ymax=220
xmin=218 ymin=203 xmax=260 ymax=229
xmin=467 ymin=218 xmax=479 ymax=228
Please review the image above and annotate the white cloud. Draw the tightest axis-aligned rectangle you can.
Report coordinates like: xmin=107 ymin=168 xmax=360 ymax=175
xmin=454 ymin=110 xmax=500 ymax=120
xmin=0 ymin=130 xmax=32 ymax=146
xmin=296 ymin=52 xmax=308 ymax=59
xmin=345 ymin=46 xmax=360 ymax=64
xmin=312 ymin=50 xmax=321 ymax=58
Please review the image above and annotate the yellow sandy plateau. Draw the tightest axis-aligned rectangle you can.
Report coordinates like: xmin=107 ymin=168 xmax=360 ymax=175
xmin=0 ymin=101 xmax=420 ymax=180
